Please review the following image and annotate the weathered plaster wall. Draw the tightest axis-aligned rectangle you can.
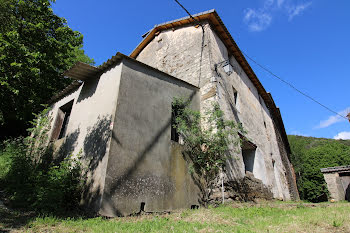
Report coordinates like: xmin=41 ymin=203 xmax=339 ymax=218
xmin=136 ymin=22 xmax=293 ymax=200
xmin=100 ymin=59 xmax=201 ymax=217
xmin=48 ymin=62 xmax=123 ymax=210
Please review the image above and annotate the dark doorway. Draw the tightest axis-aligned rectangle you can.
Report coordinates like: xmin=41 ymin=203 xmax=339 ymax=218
xmin=339 ymin=172 xmax=350 ymax=201
xmin=240 ymin=135 xmax=257 ymax=174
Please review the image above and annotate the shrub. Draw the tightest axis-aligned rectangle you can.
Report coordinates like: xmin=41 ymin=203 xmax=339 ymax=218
xmin=172 ymin=98 xmax=244 ymax=203
xmin=1 ymin=108 xmax=83 ymax=213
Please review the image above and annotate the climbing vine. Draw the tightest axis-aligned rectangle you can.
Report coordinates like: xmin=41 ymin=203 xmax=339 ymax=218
xmin=172 ymin=98 xmax=244 ymax=203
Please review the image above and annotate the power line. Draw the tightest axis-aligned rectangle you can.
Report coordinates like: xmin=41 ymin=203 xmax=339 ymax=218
xmin=241 ymin=51 xmax=347 ymax=120
xmin=174 ymin=0 xmax=201 ymax=26
xmin=172 ymin=0 xmax=348 ymax=120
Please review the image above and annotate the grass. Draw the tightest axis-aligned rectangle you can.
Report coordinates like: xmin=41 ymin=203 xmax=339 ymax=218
xmin=2 ymin=201 xmax=349 ymax=232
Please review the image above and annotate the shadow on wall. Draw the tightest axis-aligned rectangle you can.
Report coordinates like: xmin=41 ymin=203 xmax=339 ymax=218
xmin=52 ymin=115 xmax=112 ymax=212
xmin=56 ymin=128 xmax=80 ymax=161
xmin=82 ymin=115 xmax=112 ymax=211
xmin=102 ymin=91 xmax=198 ymax=216
xmin=77 ymin=77 xmax=99 ymax=103
xmin=346 ymin=184 xmax=350 ymax=201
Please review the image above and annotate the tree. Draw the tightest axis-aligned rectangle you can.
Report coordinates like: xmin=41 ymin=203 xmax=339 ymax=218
xmin=288 ymin=135 xmax=350 ymax=202
xmin=0 ymin=0 xmax=94 ymax=138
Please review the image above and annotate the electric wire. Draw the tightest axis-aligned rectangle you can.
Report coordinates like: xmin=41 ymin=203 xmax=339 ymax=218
xmin=173 ymin=0 xmax=347 ymax=120
xmin=241 ymin=51 xmax=347 ymax=120
xmin=174 ymin=0 xmax=201 ymax=26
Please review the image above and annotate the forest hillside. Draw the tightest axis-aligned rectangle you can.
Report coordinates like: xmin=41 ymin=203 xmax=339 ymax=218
xmin=288 ymin=135 xmax=350 ymax=202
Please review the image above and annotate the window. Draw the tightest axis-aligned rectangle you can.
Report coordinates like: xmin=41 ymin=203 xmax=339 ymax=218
xmin=232 ymin=86 xmax=238 ymax=105
xmin=171 ymin=103 xmax=183 ymax=142
xmin=242 ymin=148 xmax=256 ymax=173
xmin=51 ymin=100 xmax=74 ymax=141
xmin=231 ymin=86 xmax=239 ymax=112
xmin=240 ymin=135 xmax=257 ymax=174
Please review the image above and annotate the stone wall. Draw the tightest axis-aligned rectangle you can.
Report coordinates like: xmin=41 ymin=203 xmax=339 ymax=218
xmin=323 ymin=173 xmax=346 ymax=201
xmin=136 ymin=22 xmax=295 ymax=200
xmin=321 ymin=166 xmax=350 ymax=202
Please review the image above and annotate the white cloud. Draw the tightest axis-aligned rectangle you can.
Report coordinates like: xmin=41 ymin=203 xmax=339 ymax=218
xmin=334 ymin=131 xmax=350 ymax=140
xmin=244 ymin=9 xmax=272 ymax=32
xmin=277 ymin=0 xmax=285 ymax=8
xmin=243 ymin=0 xmax=312 ymax=31
xmin=287 ymin=2 xmax=312 ymax=21
xmin=316 ymin=107 xmax=350 ymax=129
xmin=264 ymin=0 xmax=275 ymax=8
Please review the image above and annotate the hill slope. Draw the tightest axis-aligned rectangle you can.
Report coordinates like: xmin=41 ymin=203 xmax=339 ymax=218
xmin=288 ymin=135 xmax=350 ymax=202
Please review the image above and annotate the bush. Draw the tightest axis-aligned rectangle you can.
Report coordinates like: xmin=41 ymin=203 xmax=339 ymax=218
xmin=0 ymin=108 xmax=83 ymax=213
xmin=172 ymin=99 xmax=244 ymax=203
xmin=0 ymin=138 xmax=25 ymax=186
xmin=288 ymin=135 xmax=350 ymax=202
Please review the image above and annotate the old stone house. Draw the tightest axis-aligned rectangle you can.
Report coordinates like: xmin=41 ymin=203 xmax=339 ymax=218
xmin=47 ymin=10 xmax=299 ymax=217
xmin=321 ymin=165 xmax=350 ymax=201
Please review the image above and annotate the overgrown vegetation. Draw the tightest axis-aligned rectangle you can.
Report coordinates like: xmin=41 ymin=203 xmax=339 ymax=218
xmin=288 ymin=135 xmax=350 ymax=202
xmin=0 ymin=0 xmax=94 ymax=138
xmin=172 ymin=98 xmax=244 ymax=204
xmin=0 ymin=108 xmax=83 ymax=213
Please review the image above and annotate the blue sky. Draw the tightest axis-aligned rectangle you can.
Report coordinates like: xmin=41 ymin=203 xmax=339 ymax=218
xmin=52 ymin=0 xmax=350 ymax=139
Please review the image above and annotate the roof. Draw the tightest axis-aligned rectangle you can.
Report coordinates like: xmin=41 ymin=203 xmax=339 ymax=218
xmin=63 ymin=62 xmax=101 ymax=81
xmin=321 ymin=165 xmax=350 ymax=174
xmin=130 ymin=9 xmax=291 ymax=154
xmin=49 ymin=52 xmax=199 ymax=104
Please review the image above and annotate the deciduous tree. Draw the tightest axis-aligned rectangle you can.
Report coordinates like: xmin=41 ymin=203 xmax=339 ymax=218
xmin=0 ymin=0 xmax=94 ymax=138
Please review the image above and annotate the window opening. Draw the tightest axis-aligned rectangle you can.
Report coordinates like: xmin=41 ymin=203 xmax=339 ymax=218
xmin=171 ymin=102 xmax=184 ymax=142
xmin=51 ymin=100 xmax=74 ymax=141
xmin=232 ymin=86 xmax=238 ymax=105
xmin=240 ymin=135 xmax=257 ymax=174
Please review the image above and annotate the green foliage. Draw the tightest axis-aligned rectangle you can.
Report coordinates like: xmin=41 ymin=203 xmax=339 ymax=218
xmin=0 ymin=138 xmax=25 ymax=184
xmin=0 ymin=0 xmax=94 ymax=138
xmin=0 ymin=108 xmax=83 ymax=213
xmin=288 ymin=135 xmax=350 ymax=202
xmin=172 ymin=98 xmax=243 ymax=202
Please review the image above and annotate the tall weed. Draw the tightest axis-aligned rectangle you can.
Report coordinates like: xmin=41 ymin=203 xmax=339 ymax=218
xmin=1 ymin=108 xmax=83 ymax=214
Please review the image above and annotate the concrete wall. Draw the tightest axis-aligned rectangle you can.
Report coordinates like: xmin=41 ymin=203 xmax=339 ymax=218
xmin=100 ymin=59 xmax=201 ymax=217
xmin=136 ymin=22 xmax=294 ymax=200
xmin=48 ymin=62 xmax=123 ymax=210
xmin=49 ymin=57 xmax=202 ymax=216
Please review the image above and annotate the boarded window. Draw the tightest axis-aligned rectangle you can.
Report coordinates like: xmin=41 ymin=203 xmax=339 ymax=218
xmin=51 ymin=100 xmax=74 ymax=141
